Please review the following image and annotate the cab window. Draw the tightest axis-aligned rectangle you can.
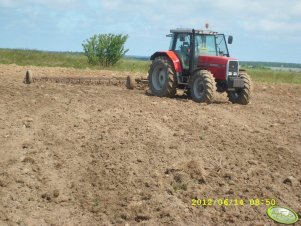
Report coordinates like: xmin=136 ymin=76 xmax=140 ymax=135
xmin=195 ymin=35 xmax=217 ymax=56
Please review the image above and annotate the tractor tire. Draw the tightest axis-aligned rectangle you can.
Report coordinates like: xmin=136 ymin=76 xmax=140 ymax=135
xmin=148 ymin=57 xmax=177 ymax=97
xmin=24 ymin=70 xmax=33 ymax=84
xmin=126 ymin=75 xmax=136 ymax=89
xmin=227 ymin=73 xmax=252 ymax=105
xmin=190 ymin=70 xmax=216 ymax=103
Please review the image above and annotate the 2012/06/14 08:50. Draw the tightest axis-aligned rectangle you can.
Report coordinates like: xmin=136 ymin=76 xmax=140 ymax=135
xmin=191 ymin=198 xmax=277 ymax=206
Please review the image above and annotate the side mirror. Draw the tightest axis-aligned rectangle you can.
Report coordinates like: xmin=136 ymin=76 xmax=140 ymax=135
xmin=228 ymin=35 xmax=233 ymax=44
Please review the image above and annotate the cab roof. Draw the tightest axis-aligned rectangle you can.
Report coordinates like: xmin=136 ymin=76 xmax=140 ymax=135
xmin=170 ymin=28 xmax=218 ymax=35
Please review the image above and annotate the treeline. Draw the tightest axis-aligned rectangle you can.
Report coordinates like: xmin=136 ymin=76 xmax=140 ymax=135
xmin=241 ymin=61 xmax=301 ymax=69
xmin=125 ymin=55 xmax=149 ymax=61
xmin=124 ymin=56 xmax=301 ymax=68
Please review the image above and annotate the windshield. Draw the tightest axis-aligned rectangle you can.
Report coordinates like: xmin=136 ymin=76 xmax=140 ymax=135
xmin=195 ymin=35 xmax=216 ymax=56
xmin=195 ymin=34 xmax=229 ymax=57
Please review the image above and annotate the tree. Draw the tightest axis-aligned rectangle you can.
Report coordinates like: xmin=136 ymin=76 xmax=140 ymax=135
xmin=82 ymin=34 xmax=129 ymax=67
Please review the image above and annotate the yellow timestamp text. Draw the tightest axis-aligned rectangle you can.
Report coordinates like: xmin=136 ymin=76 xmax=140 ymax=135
xmin=192 ymin=198 xmax=277 ymax=207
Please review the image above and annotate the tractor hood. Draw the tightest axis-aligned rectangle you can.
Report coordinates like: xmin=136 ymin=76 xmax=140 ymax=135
xmin=198 ymin=56 xmax=238 ymax=80
xmin=198 ymin=55 xmax=237 ymax=67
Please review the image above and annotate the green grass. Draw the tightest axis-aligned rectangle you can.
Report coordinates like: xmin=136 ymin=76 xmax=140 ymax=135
xmin=0 ymin=48 xmax=150 ymax=73
xmin=0 ymin=48 xmax=300 ymax=84
xmin=110 ymin=58 xmax=150 ymax=73
xmin=247 ymin=68 xmax=301 ymax=84
xmin=0 ymin=48 xmax=90 ymax=69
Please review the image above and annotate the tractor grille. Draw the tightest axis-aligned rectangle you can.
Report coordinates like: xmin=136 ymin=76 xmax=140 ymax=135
xmin=228 ymin=61 xmax=239 ymax=77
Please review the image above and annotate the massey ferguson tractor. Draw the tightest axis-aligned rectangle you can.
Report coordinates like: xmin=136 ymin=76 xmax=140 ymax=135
xmin=148 ymin=28 xmax=252 ymax=104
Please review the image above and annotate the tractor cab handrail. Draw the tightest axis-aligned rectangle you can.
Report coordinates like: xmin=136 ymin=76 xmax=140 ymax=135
xmin=170 ymin=28 xmax=219 ymax=35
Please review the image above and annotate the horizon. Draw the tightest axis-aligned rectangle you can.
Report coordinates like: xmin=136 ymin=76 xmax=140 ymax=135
xmin=0 ymin=47 xmax=301 ymax=69
xmin=2 ymin=48 xmax=301 ymax=67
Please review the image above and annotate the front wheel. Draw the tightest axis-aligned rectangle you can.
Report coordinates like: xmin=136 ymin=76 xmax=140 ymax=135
xmin=190 ymin=70 xmax=216 ymax=104
xmin=227 ymin=73 xmax=252 ymax=105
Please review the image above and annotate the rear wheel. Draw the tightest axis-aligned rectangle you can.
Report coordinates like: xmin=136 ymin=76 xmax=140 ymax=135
xmin=227 ymin=73 xmax=252 ymax=105
xmin=148 ymin=57 xmax=177 ymax=97
xmin=190 ymin=70 xmax=216 ymax=103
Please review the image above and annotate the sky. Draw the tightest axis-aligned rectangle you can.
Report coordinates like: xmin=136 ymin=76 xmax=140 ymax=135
xmin=0 ymin=0 xmax=301 ymax=63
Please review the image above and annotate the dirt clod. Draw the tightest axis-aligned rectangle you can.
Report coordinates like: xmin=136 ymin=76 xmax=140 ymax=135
xmin=53 ymin=190 xmax=60 ymax=198
xmin=134 ymin=215 xmax=150 ymax=222
xmin=283 ymin=176 xmax=295 ymax=186
xmin=41 ymin=193 xmax=52 ymax=201
xmin=22 ymin=157 xmax=35 ymax=164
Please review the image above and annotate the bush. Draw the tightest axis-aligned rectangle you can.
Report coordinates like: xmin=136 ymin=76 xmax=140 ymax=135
xmin=82 ymin=34 xmax=129 ymax=67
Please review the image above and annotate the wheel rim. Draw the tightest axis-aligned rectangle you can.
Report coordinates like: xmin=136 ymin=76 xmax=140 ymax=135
xmin=193 ymin=77 xmax=205 ymax=99
xmin=152 ymin=66 xmax=166 ymax=91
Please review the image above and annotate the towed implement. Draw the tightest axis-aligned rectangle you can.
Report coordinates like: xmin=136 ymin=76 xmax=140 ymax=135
xmin=24 ymin=70 xmax=148 ymax=89
xmin=23 ymin=70 xmax=139 ymax=87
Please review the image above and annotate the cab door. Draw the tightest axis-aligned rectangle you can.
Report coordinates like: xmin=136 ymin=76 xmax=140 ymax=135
xmin=172 ymin=33 xmax=191 ymax=71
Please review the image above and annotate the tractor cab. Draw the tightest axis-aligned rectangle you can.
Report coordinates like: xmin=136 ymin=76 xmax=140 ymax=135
xmin=168 ymin=29 xmax=232 ymax=76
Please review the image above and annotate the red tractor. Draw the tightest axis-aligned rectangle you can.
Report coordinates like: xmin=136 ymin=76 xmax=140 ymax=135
xmin=148 ymin=28 xmax=252 ymax=104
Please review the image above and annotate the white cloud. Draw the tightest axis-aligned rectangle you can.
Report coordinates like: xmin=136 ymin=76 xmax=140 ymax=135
xmin=0 ymin=0 xmax=82 ymax=10
xmin=57 ymin=12 xmax=91 ymax=32
xmin=3 ymin=0 xmax=300 ymax=37
xmin=0 ymin=0 xmax=22 ymax=7
xmin=242 ymin=19 xmax=301 ymax=37
xmin=95 ymin=0 xmax=301 ymax=34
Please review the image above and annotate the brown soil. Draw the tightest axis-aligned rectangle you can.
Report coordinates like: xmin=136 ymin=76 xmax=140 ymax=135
xmin=0 ymin=64 xmax=301 ymax=226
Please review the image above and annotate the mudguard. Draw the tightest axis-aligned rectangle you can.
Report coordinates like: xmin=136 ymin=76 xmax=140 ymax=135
xmin=150 ymin=51 xmax=182 ymax=73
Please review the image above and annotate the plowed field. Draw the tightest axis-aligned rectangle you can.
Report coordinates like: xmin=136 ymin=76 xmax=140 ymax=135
xmin=0 ymin=64 xmax=300 ymax=226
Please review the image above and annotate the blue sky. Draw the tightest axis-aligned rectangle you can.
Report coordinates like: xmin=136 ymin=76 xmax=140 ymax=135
xmin=1 ymin=0 xmax=301 ymax=63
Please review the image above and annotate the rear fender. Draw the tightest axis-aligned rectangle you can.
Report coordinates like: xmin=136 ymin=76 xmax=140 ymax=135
xmin=150 ymin=51 xmax=182 ymax=73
